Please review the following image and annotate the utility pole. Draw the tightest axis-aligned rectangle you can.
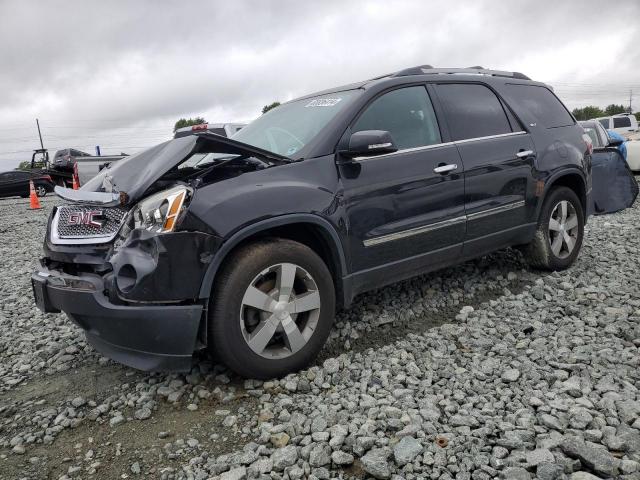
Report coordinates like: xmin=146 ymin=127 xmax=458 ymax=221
xmin=36 ymin=118 xmax=44 ymax=149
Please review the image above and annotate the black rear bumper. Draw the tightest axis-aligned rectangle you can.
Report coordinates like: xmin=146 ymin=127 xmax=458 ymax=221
xmin=32 ymin=268 xmax=203 ymax=371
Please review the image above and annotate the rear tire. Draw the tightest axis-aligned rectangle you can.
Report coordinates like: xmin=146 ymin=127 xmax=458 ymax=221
xmin=208 ymin=238 xmax=335 ymax=379
xmin=35 ymin=185 xmax=47 ymax=197
xmin=524 ymin=186 xmax=584 ymax=270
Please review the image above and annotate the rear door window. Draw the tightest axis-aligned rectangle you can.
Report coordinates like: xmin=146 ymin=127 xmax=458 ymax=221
xmin=613 ymin=117 xmax=632 ymax=128
xmin=503 ymin=84 xmax=574 ymax=129
xmin=352 ymin=86 xmax=441 ymax=150
xmin=435 ymin=83 xmax=513 ymax=141
xmin=598 ymin=119 xmax=610 ymax=129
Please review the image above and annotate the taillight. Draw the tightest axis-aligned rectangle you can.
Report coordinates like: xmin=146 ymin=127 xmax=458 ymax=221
xmin=582 ymin=133 xmax=593 ymax=155
xmin=191 ymin=124 xmax=208 ymax=131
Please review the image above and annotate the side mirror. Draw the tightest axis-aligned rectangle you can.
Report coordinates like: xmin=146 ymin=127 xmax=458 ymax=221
xmin=342 ymin=130 xmax=398 ymax=158
xmin=607 ymin=137 xmax=624 ymax=147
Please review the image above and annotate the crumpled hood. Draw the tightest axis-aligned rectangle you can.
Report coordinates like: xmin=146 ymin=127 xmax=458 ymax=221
xmin=59 ymin=134 xmax=290 ymax=205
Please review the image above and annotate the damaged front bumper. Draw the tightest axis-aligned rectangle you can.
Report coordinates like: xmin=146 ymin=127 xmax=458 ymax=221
xmin=33 ymin=229 xmax=221 ymax=372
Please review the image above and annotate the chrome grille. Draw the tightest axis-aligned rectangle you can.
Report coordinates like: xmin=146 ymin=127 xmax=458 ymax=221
xmin=54 ymin=205 xmax=127 ymax=240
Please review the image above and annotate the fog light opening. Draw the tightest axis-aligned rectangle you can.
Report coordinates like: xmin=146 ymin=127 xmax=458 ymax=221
xmin=116 ymin=264 xmax=137 ymax=293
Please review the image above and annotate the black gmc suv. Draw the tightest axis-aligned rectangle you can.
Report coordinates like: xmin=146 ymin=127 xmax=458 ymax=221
xmin=32 ymin=66 xmax=592 ymax=379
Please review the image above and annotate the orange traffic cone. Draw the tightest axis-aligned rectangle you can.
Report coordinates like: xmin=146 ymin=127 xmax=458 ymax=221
xmin=72 ymin=173 xmax=79 ymax=190
xmin=29 ymin=180 xmax=42 ymax=210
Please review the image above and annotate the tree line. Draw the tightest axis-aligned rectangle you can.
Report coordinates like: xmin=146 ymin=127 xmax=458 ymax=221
xmin=172 ymin=102 xmax=281 ymax=133
xmin=571 ymin=104 xmax=639 ymax=121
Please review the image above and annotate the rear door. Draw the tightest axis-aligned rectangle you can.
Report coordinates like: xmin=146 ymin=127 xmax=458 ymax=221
xmin=434 ymin=83 xmax=536 ymax=255
xmin=339 ymin=85 xmax=466 ymax=291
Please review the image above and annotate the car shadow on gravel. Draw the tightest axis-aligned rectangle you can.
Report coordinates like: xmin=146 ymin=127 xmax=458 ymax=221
xmin=316 ymin=247 xmax=530 ymax=364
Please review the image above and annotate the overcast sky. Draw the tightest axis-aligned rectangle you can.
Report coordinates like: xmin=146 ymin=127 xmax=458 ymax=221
xmin=1 ymin=0 xmax=639 ymax=170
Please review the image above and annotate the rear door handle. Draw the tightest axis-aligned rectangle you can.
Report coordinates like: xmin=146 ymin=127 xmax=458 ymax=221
xmin=433 ymin=163 xmax=458 ymax=174
xmin=516 ymin=150 xmax=534 ymax=158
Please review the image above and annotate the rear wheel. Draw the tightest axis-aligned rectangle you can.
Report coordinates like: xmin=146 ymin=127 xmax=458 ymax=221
xmin=35 ymin=185 xmax=47 ymax=197
xmin=524 ymin=186 xmax=584 ymax=270
xmin=209 ymin=239 xmax=335 ymax=379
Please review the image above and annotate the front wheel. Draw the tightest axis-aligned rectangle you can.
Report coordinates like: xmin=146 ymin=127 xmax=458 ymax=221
xmin=524 ymin=186 xmax=584 ymax=270
xmin=208 ymin=238 xmax=335 ymax=379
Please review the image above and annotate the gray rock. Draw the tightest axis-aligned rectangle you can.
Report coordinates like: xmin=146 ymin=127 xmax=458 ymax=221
xmin=361 ymin=448 xmax=391 ymax=479
xmin=501 ymin=369 xmax=521 ymax=382
xmin=272 ymin=445 xmax=298 ymax=471
xmin=323 ymin=358 xmax=339 ymax=374
xmin=331 ymin=450 xmax=354 ymax=465
xmin=560 ymin=436 xmax=620 ymax=477
xmin=536 ymin=463 xmax=564 ymax=480
xmin=526 ymin=448 xmax=554 ymax=467
xmin=109 ymin=415 xmax=125 ymax=427
xmin=501 ymin=467 xmax=530 ymax=480
xmin=569 ymin=473 xmax=601 ymax=480
xmin=134 ymin=407 xmax=152 ymax=420
xmin=220 ymin=467 xmax=247 ymax=480
xmin=309 ymin=444 xmax=331 ymax=467
xmin=393 ymin=436 xmax=423 ymax=466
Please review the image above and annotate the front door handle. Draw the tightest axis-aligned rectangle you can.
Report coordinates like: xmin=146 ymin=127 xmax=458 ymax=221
xmin=516 ymin=149 xmax=534 ymax=158
xmin=434 ymin=163 xmax=458 ymax=174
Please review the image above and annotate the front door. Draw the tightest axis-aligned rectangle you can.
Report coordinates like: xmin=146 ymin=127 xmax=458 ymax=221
xmin=434 ymin=82 xmax=537 ymax=256
xmin=338 ymin=85 xmax=466 ymax=293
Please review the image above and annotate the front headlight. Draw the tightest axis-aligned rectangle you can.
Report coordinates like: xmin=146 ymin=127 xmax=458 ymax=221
xmin=131 ymin=185 xmax=191 ymax=233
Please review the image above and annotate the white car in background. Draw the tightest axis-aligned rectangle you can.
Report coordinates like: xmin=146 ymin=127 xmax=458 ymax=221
xmin=580 ymin=119 xmax=640 ymax=172
xmin=627 ymin=140 xmax=640 ymax=172
xmin=596 ymin=114 xmax=639 ymax=136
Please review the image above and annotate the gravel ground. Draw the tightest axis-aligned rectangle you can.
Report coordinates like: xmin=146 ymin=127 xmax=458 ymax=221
xmin=0 ymin=183 xmax=639 ymax=480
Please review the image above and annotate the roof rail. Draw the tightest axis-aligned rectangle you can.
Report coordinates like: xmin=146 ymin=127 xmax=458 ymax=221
xmin=391 ymin=65 xmax=434 ymax=77
xmin=391 ymin=66 xmax=531 ymax=80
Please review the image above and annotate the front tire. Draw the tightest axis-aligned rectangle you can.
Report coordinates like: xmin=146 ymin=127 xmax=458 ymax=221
xmin=524 ymin=186 xmax=584 ymax=270
xmin=209 ymin=238 xmax=335 ymax=379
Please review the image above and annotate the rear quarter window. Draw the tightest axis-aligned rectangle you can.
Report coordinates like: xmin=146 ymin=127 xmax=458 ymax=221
xmin=613 ymin=117 xmax=631 ymax=128
xmin=503 ymin=84 xmax=574 ymax=129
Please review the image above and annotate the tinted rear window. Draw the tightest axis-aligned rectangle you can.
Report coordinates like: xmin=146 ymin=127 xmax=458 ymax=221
xmin=613 ymin=117 xmax=631 ymax=128
xmin=503 ymin=84 xmax=574 ymax=128
xmin=436 ymin=84 xmax=513 ymax=141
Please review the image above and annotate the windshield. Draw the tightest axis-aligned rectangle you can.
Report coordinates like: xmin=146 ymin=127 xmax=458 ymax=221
xmin=232 ymin=90 xmax=360 ymax=157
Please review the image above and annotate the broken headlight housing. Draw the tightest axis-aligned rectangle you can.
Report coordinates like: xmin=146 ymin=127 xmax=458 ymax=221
xmin=131 ymin=185 xmax=191 ymax=233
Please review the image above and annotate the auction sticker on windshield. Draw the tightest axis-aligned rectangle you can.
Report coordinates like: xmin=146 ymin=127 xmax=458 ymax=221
xmin=305 ymin=98 xmax=342 ymax=107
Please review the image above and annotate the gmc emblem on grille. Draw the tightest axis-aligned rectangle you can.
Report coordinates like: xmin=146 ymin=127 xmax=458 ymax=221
xmin=67 ymin=210 xmax=105 ymax=227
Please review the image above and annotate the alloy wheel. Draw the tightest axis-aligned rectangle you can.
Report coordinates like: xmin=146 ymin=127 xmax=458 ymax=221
xmin=239 ymin=262 xmax=321 ymax=359
xmin=548 ymin=200 xmax=579 ymax=259
xmin=36 ymin=185 xmax=46 ymax=197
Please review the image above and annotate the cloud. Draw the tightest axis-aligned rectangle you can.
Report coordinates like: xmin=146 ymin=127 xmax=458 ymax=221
xmin=0 ymin=0 xmax=638 ymax=168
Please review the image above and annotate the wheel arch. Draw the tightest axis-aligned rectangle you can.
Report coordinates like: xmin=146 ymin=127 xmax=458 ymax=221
xmin=198 ymin=214 xmax=350 ymax=307
xmin=539 ymin=169 xmax=588 ymax=220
